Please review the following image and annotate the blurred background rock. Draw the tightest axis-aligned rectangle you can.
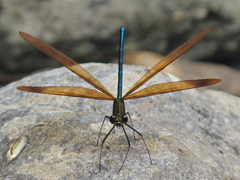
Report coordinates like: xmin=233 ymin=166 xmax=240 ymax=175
xmin=0 ymin=0 xmax=240 ymax=95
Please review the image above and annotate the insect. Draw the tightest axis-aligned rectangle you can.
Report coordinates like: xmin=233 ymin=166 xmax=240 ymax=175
xmin=17 ymin=26 xmax=220 ymax=172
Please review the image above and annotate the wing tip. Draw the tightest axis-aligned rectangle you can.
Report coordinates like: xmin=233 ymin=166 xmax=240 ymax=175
xmin=209 ymin=25 xmax=216 ymax=31
xmin=17 ymin=86 xmax=32 ymax=92
xmin=19 ymin=31 xmax=26 ymax=37
xmin=17 ymin=86 xmax=25 ymax=91
xmin=210 ymin=78 xmax=221 ymax=84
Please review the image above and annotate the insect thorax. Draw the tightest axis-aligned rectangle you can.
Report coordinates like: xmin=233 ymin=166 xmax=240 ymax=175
xmin=110 ymin=98 xmax=128 ymax=126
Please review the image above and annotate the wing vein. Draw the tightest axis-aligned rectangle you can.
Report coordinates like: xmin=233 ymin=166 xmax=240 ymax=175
xmin=17 ymin=86 xmax=113 ymax=100
xmin=124 ymin=79 xmax=221 ymax=99
xmin=123 ymin=26 xmax=215 ymax=98
xmin=19 ymin=32 xmax=114 ymax=99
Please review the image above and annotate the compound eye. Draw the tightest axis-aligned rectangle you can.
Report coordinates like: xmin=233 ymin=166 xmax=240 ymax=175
xmin=122 ymin=115 xmax=128 ymax=123
xmin=110 ymin=116 xmax=116 ymax=124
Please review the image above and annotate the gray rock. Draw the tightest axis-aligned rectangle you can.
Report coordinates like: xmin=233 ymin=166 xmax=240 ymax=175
xmin=1 ymin=0 xmax=240 ymax=82
xmin=0 ymin=63 xmax=239 ymax=179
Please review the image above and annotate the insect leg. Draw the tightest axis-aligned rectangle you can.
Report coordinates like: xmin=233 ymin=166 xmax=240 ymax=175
xmin=126 ymin=112 xmax=136 ymax=140
xmin=99 ymin=125 xmax=115 ymax=172
xmin=97 ymin=116 xmax=110 ymax=146
xmin=125 ymin=123 xmax=152 ymax=164
xmin=118 ymin=125 xmax=130 ymax=172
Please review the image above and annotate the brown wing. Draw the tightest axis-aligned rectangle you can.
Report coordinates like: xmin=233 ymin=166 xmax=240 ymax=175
xmin=123 ymin=26 xmax=215 ymax=99
xmin=17 ymin=86 xmax=113 ymax=100
xmin=19 ymin=32 xmax=114 ymax=99
xmin=124 ymin=79 xmax=221 ymax=100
